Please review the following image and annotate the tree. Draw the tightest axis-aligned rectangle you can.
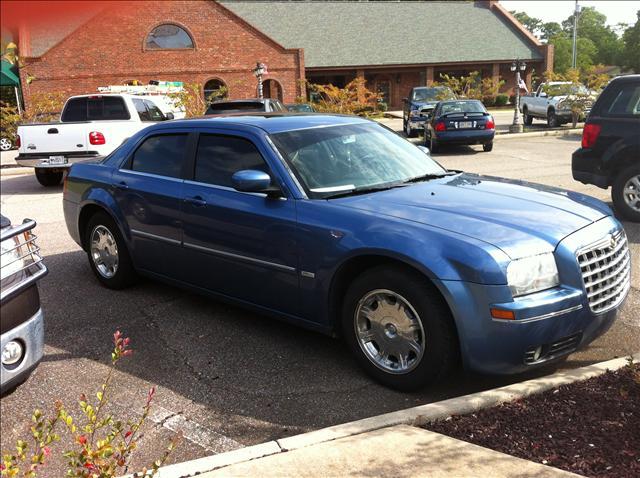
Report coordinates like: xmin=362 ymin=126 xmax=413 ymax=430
xmin=562 ymin=7 xmax=623 ymax=65
xmin=511 ymin=11 xmax=543 ymax=37
xmin=549 ymin=34 xmax=597 ymax=73
xmin=621 ymin=11 xmax=640 ymax=72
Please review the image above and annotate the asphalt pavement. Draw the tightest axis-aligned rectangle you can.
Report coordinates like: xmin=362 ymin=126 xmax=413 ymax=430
xmin=1 ymin=135 xmax=638 ymax=476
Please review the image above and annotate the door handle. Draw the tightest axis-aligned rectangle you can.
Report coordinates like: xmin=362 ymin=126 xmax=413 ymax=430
xmin=185 ymin=196 xmax=207 ymax=207
xmin=114 ymin=181 xmax=129 ymax=190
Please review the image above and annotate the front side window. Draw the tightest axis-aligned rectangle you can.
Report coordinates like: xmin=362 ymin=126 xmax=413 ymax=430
xmin=145 ymin=24 xmax=194 ymax=50
xmin=143 ymin=100 xmax=166 ymax=121
xmin=194 ymin=134 xmax=268 ymax=188
xmin=130 ymin=134 xmax=187 ymax=178
xmin=271 ymin=123 xmax=446 ymax=198
xmin=133 ymin=99 xmax=151 ymax=121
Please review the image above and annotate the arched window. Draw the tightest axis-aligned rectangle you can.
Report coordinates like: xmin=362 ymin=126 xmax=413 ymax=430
xmin=263 ymin=79 xmax=283 ymax=101
xmin=146 ymin=24 xmax=194 ymax=50
xmin=203 ymin=79 xmax=228 ymax=103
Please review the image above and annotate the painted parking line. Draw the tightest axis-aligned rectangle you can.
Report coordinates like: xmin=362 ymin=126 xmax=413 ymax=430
xmin=150 ymin=405 xmax=243 ymax=454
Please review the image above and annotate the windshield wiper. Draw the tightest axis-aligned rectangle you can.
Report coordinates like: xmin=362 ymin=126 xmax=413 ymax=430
xmin=324 ymin=183 xmax=408 ymax=199
xmin=403 ymin=171 xmax=458 ymax=183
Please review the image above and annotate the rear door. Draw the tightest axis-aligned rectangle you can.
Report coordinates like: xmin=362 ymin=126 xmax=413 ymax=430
xmin=111 ymin=130 xmax=193 ymax=276
xmin=180 ymin=130 xmax=299 ymax=315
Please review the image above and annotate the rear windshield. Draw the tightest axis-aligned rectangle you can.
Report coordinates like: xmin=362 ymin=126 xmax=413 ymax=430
xmin=439 ymin=101 xmax=487 ymax=116
xmin=61 ymin=97 xmax=130 ymax=122
xmin=206 ymin=102 xmax=264 ymax=114
xmin=412 ymin=87 xmax=455 ymax=102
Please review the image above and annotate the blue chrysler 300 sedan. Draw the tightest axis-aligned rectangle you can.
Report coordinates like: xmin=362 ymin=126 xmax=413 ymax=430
xmin=63 ymin=114 xmax=631 ymax=391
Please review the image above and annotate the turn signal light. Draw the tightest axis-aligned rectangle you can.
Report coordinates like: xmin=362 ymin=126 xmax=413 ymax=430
xmin=435 ymin=121 xmax=446 ymax=132
xmin=581 ymin=123 xmax=601 ymax=148
xmin=485 ymin=118 xmax=495 ymax=129
xmin=490 ymin=308 xmax=515 ymax=320
xmin=89 ymin=131 xmax=106 ymax=145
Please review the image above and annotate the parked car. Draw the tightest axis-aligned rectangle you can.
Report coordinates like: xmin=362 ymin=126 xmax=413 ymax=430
xmin=63 ymin=114 xmax=629 ymax=391
xmin=402 ymin=86 xmax=456 ymax=137
xmin=16 ymin=94 xmax=173 ymax=187
xmin=285 ymin=103 xmax=316 ymax=113
xmin=424 ymin=100 xmax=495 ymax=152
xmin=572 ymin=74 xmax=640 ymax=222
xmin=205 ymin=98 xmax=286 ymax=115
xmin=1 ymin=215 xmax=47 ymax=394
xmin=520 ymin=81 xmax=595 ymax=128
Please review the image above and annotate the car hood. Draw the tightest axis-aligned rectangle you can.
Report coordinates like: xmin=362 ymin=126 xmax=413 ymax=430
xmin=334 ymin=173 xmax=610 ymax=259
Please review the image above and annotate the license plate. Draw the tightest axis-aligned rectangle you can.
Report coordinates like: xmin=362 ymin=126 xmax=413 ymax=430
xmin=458 ymin=121 xmax=473 ymax=129
xmin=48 ymin=156 xmax=66 ymax=165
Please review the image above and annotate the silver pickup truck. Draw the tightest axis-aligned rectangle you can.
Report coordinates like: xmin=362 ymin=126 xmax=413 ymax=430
xmin=520 ymin=81 xmax=594 ymax=128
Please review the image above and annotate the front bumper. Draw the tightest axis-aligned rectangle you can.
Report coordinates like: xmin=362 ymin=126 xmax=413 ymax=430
xmin=435 ymin=129 xmax=495 ymax=145
xmin=1 ymin=308 xmax=45 ymax=392
xmin=408 ymin=117 xmax=427 ymax=130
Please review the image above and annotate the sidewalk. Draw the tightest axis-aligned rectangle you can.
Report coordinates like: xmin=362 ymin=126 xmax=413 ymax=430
xmin=197 ymin=425 xmax=578 ymax=478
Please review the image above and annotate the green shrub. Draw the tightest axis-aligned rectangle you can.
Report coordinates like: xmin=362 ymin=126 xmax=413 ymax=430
xmin=482 ymin=96 xmax=496 ymax=107
xmin=495 ymin=94 xmax=509 ymax=106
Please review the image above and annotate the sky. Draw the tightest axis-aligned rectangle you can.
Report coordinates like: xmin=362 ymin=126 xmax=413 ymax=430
xmin=500 ymin=1 xmax=640 ymax=27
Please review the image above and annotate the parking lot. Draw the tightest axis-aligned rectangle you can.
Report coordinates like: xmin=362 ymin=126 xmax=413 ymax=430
xmin=1 ymin=134 xmax=638 ymax=474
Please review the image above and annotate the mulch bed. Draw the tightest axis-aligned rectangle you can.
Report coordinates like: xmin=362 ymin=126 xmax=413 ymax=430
xmin=425 ymin=362 xmax=640 ymax=478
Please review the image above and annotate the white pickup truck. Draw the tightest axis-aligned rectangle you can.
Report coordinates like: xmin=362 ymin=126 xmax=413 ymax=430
xmin=16 ymin=94 xmax=173 ymax=186
xmin=519 ymin=81 xmax=594 ymax=128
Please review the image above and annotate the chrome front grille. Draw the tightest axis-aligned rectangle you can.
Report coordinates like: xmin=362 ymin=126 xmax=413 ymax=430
xmin=577 ymin=230 xmax=631 ymax=314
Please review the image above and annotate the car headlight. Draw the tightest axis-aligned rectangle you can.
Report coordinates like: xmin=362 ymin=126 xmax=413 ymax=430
xmin=506 ymin=253 xmax=559 ymax=297
xmin=0 ymin=236 xmax=24 ymax=281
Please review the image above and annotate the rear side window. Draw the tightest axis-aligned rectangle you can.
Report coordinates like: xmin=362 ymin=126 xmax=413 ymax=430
xmin=194 ymin=134 xmax=268 ymax=187
xmin=130 ymin=134 xmax=187 ymax=178
xmin=61 ymin=96 xmax=130 ymax=121
xmin=605 ymin=84 xmax=640 ymax=116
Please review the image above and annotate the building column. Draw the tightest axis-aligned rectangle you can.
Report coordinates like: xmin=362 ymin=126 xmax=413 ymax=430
xmin=356 ymin=68 xmax=365 ymax=102
xmin=426 ymin=66 xmax=434 ymax=86
xmin=526 ymin=69 xmax=533 ymax=91
xmin=492 ymin=63 xmax=500 ymax=84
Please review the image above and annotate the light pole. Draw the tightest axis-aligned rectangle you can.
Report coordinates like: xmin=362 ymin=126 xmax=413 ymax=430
xmin=571 ymin=1 xmax=581 ymax=69
xmin=509 ymin=59 xmax=527 ymax=134
xmin=252 ymin=62 xmax=266 ymax=99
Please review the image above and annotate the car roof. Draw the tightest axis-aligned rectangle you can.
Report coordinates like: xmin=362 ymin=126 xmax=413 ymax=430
xmin=211 ymin=98 xmax=269 ymax=104
xmin=67 ymin=93 xmax=159 ymax=100
xmin=438 ymin=99 xmax=481 ymax=104
xmin=610 ymin=74 xmax=640 ymax=84
xmin=151 ymin=113 xmax=370 ymax=134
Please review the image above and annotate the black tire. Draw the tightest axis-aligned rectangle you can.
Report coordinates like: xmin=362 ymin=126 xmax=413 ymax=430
xmin=523 ymin=107 xmax=533 ymax=126
xmin=85 ymin=212 xmax=137 ymax=289
xmin=483 ymin=142 xmax=493 ymax=152
xmin=35 ymin=169 xmax=63 ymax=187
xmin=405 ymin=120 xmax=416 ymax=138
xmin=547 ymin=109 xmax=558 ymax=128
xmin=341 ymin=265 xmax=458 ymax=391
xmin=429 ymin=136 xmax=439 ymax=154
xmin=612 ymin=164 xmax=640 ymax=222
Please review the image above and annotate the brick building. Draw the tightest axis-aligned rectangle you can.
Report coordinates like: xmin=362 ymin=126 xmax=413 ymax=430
xmin=14 ymin=1 xmax=305 ymax=109
xmin=10 ymin=0 xmax=551 ymax=111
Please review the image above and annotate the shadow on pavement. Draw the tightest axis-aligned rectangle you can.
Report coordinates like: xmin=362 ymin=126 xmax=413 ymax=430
xmin=1 ymin=173 xmax=62 ymax=196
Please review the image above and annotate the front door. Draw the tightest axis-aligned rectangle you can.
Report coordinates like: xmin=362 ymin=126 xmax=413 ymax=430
xmin=377 ymin=80 xmax=391 ymax=107
xmin=180 ymin=131 xmax=299 ymax=316
xmin=112 ymin=132 xmax=190 ymax=276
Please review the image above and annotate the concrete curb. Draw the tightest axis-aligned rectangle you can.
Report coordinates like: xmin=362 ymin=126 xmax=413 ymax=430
xmin=495 ymin=128 xmax=583 ymax=140
xmin=0 ymin=167 xmax=32 ymax=177
xmin=153 ymin=354 xmax=638 ymax=477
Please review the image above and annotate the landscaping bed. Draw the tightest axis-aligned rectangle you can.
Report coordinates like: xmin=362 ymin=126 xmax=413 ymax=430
xmin=425 ymin=362 xmax=640 ymax=478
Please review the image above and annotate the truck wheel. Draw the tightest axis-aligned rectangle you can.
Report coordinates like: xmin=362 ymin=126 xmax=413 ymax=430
xmin=612 ymin=164 xmax=640 ymax=222
xmin=547 ymin=109 xmax=559 ymax=128
xmin=522 ymin=107 xmax=533 ymax=126
xmin=85 ymin=212 xmax=137 ymax=289
xmin=405 ymin=121 xmax=415 ymax=138
xmin=35 ymin=169 xmax=63 ymax=187
xmin=429 ymin=136 xmax=439 ymax=153
xmin=483 ymin=142 xmax=493 ymax=152
xmin=0 ymin=138 xmax=12 ymax=151
xmin=341 ymin=265 xmax=458 ymax=391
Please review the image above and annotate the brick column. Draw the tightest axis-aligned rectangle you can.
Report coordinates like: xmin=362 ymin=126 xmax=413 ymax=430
xmin=356 ymin=68 xmax=365 ymax=102
xmin=492 ymin=63 xmax=500 ymax=84
xmin=426 ymin=66 xmax=434 ymax=85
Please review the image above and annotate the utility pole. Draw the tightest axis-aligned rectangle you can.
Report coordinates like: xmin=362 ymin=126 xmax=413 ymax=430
xmin=571 ymin=0 xmax=581 ymax=69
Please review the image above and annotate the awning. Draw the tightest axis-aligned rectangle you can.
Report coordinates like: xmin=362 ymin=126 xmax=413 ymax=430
xmin=0 ymin=60 xmax=20 ymax=87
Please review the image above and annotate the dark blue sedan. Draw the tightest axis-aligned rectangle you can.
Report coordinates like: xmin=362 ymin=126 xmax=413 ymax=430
xmin=425 ymin=100 xmax=496 ymax=153
xmin=63 ymin=114 xmax=630 ymax=391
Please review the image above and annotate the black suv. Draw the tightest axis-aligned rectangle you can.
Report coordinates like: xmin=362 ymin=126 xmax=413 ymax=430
xmin=572 ymin=75 xmax=640 ymax=222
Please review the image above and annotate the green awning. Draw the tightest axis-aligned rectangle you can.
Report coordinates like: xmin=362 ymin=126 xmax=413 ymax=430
xmin=0 ymin=60 xmax=20 ymax=87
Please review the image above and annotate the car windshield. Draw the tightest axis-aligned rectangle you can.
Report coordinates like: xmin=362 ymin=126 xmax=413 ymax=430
xmin=270 ymin=123 xmax=447 ymax=199
xmin=543 ymin=83 xmax=589 ymax=96
xmin=412 ymin=87 xmax=455 ymax=102
xmin=439 ymin=101 xmax=487 ymax=116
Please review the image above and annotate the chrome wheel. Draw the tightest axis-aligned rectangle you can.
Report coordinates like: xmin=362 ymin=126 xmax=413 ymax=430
xmin=0 ymin=138 xmax=12 ymax=151
xmin=90 ymin=225 xmax=119 ymax=279
xmin=623 ymin=175 xmax=640 ymax=212
xmin=354 ymin=289 xmax=425 ymax=374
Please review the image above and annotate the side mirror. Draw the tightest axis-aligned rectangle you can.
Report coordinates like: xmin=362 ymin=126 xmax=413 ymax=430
xmin=165 ymin=112 xmax=174 ymax=120
xmin=232 ymin=170 xmax=281 ymax=197
xmin=402 ymin=97 xmax=408 ymax=103
xmin=417 ymin=145 xmax=431 ymax=156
